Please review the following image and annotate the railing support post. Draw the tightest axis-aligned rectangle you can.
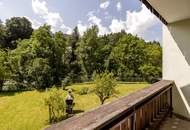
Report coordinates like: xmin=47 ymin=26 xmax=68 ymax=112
xmin=132 ymin=113 xmax=135 ymax=130
xmin=169 ymin=87 xmax=173 ymax=117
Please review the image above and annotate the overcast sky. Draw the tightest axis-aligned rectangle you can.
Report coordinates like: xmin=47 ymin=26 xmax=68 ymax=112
xmin=0 ymin=0 xmax=163 ymax=42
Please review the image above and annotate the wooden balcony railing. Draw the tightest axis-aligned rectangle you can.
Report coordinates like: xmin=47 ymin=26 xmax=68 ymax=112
xmin=45 ymin=80 xmax=174 ymax=130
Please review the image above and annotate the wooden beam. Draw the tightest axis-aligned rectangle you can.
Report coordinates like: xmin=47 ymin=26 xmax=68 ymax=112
xmin=140 ymin=0 xmax=168 ymax=25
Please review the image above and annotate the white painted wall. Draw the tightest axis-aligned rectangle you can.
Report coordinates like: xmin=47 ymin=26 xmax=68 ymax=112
xmin=163 ymin=18 xmax=190 ymax=118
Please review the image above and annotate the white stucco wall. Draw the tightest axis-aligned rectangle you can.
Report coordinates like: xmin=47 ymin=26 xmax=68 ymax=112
xmin=163 ymin=18 xmax=190 ymax=118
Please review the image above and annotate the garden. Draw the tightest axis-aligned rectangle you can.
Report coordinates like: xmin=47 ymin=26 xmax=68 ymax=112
xmin=0 ymin=16 xmax=161 ymax=130
xmin=0 ymin=82 xmax=148 ymax=130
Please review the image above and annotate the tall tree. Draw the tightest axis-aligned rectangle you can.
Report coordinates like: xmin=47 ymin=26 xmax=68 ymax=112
xmin=77 ymin=25 xmax=99 ymax=79
xmin=29 ymin=25 xmax=54 ymax=89
xmin=8 ymin=39 xmax=34 ymax=88
xmin=53 ymin=31 xmax=67 ymax=85
xmin=70 ymin=27 xmax=79 ymax=63
xmin=109 ymin=34 xmax=146 ymax=80
xmin=67 ymin=27 xmax=82 ymax=82
xmin=139 ymin=41 xmax=162 ymax=81
xmin=8 ymin=25 xmax=54 ymax=89
xmin=5 ymin=17 xmax=33 ymax=49
xmin=0 ymin=20 xmax=7 ymax=49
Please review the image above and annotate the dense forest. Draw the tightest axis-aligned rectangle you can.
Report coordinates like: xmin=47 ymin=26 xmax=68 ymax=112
xmin=0 ymin=17 xmax=162 ymax=90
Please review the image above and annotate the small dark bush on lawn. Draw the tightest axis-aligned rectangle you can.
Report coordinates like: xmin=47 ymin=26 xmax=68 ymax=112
xmin=78 ymin=87 xmax=91 ymax=95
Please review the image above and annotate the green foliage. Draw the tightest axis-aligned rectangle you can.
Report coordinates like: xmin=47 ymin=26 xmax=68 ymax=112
xmin=53 ymin=31 xmax=67 ymax=85
xmin=109 ymin=34 xmax=146 ymax=79
xmin=61 ymin=76 xmax=72 ymax=89
xmin=28 ymin=58 xmax=53 ymax=89
xmin=0 ymin=50 xmax=11 ymax=91
xmin=44 ymin=86 xmax=65 ymax=123
xmin=93 ymin=71 xmax=117 ymax=104
xmin=77 ymin=25 xmax=99 ymax=79
xmin=0 ymin=21 xmax=7 ymax=48
xmin=67 ymin=27 xmax=82 ymax=82
xmin=139 ymin=64 xmax=161 ymax=82
xmin=2 ymin=80 xmax=17 ymax=91
xmin=0 ymin=16 xmax=162 ymax=90
xmin=5 ymin=17 xmax=33 ymax=49
xmin=78 ymin=87 xmax=91 ymax=95
xmin=6 ymin=39 xmax=34 ymax=89
xmin=6 ymin=25 xmax=54 ymax=89
xmin=139 ymin=41 xmax=162 ymax=83
xmin=6 ymin=25 xmax=66 ymax=89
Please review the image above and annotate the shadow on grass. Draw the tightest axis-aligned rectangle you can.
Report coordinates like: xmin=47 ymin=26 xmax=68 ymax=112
xmin=73 ymin=109 xmax=84 ymax=114
xmin=64 ymin=109 xmax=85 ymax=119
xmin=46 ymin=109 xmax=85 ymax=125
xmin=0 ymin=90 xmax=28 ymax=97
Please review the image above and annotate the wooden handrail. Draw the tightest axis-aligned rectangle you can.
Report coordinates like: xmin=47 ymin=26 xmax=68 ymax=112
xmin=45 ymin=80 xmax=174 ymax=130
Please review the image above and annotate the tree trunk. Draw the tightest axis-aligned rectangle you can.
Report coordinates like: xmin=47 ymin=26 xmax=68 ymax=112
xmin=101 ymin=99 xmax=105 ymax=105
xmin=0 ymin=80 xmax=3 ymax=92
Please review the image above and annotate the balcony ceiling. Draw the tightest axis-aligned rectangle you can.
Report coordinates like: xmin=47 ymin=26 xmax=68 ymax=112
xmin=146 ymin=0 xmax=190 ymax=23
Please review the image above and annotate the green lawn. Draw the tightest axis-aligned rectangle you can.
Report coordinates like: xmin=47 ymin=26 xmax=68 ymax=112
xmin=0 ymin=82 xmax=149 ymax=130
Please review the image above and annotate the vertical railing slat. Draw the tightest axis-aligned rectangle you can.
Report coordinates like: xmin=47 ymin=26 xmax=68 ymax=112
xmin=108 ymin=83 xmax=173 ymax=130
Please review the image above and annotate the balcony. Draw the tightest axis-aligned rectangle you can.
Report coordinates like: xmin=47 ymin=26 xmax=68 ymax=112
xmin=44 ymin=80 xmax=190 ymax=130
xmin=159 ymin=115 xmax=190 ymax=130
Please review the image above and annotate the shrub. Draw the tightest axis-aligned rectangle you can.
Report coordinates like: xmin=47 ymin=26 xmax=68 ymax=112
xmin=93 ymin=71 xmax=117 ymax=104
xmin=78 ymin=87 xmax=90 ymax=95
xmin=44 ymin=86 xmax=65 ymax=123
xmin=2 ymin=80 xmax=18 ymax=91
xmin=61 ymin=76 xmax=72 ymax=89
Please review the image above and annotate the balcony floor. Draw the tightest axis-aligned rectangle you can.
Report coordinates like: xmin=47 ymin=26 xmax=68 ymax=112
xmin=159 ymin=115 xmax=190 ymax=130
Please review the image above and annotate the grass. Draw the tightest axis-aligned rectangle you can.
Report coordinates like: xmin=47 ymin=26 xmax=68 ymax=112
xmin=0 ymin=82 xmax=149 ymax=130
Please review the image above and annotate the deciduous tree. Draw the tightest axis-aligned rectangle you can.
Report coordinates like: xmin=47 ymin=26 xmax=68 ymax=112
xmin=94 ymin=71 xmax=117 ymax=104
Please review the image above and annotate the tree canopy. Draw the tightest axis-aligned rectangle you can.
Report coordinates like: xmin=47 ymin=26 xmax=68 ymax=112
xmin=0 ymin=17 xmax=162 ymax=90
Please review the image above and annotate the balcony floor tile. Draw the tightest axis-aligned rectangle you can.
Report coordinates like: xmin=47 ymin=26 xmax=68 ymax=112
xmin=159 ymin=115 xmax=190 ymax=130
